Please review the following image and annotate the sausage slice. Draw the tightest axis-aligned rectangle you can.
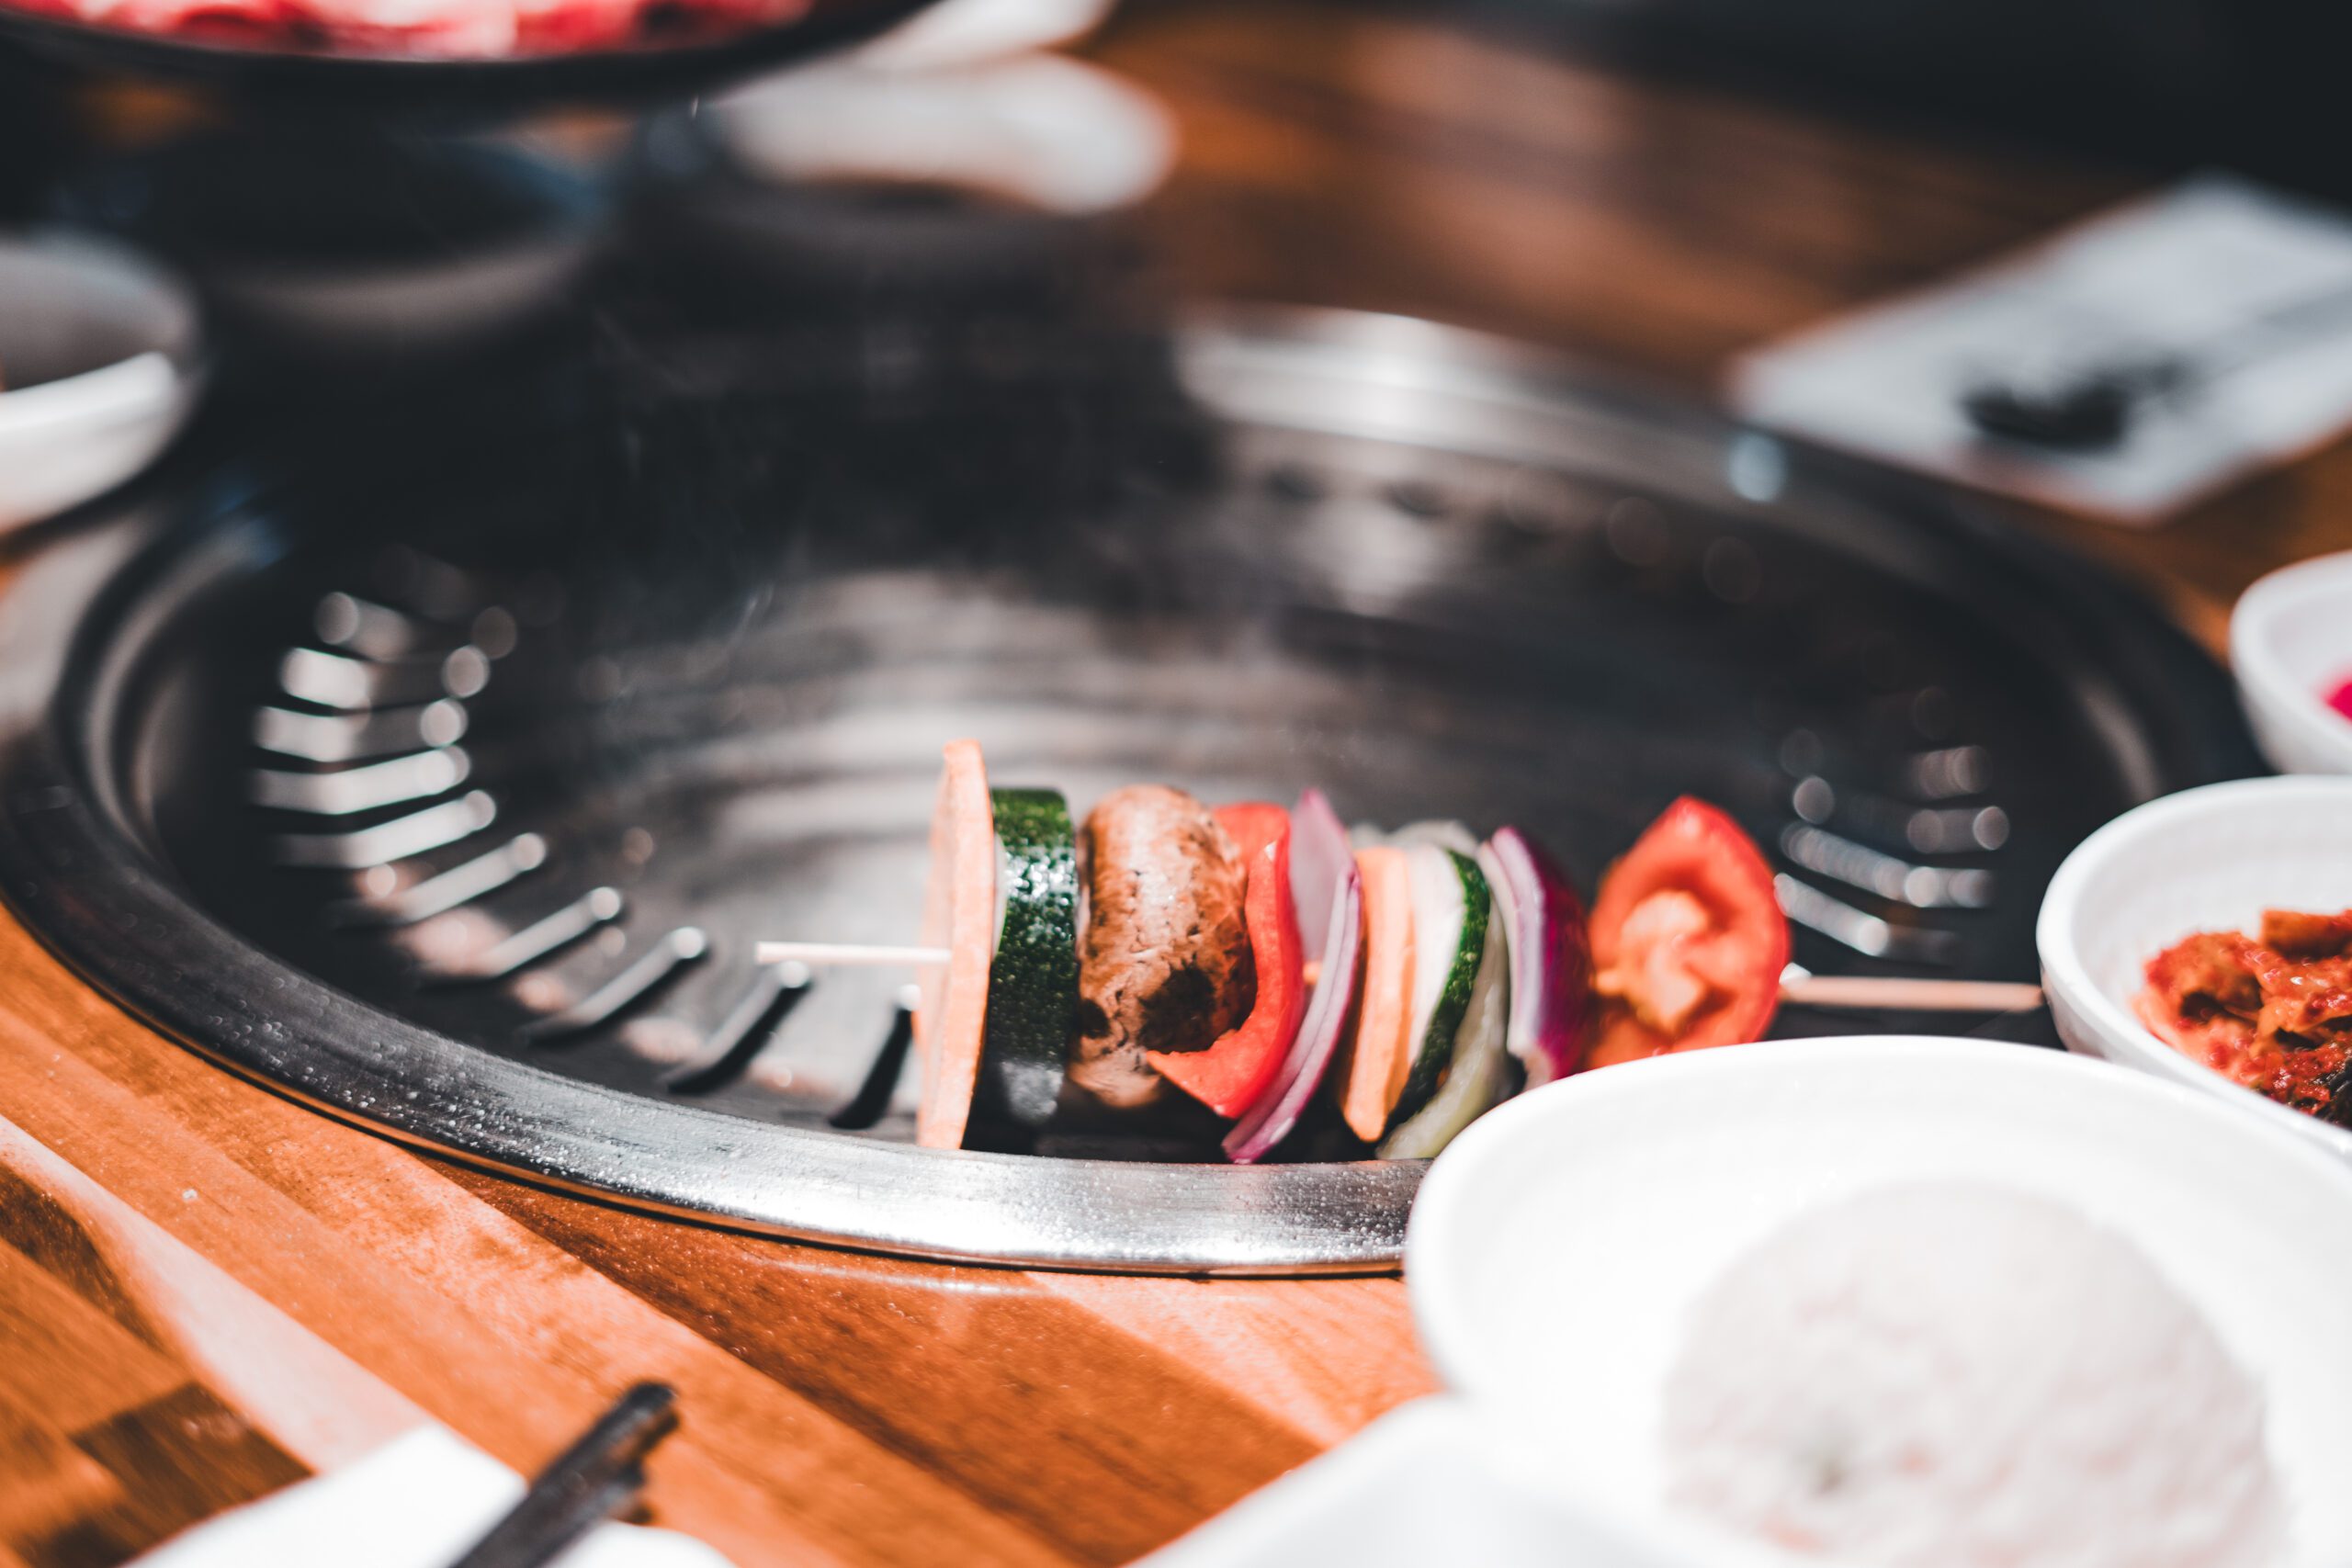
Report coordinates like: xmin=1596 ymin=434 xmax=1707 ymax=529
xmin=1066 ymin=784 xmax=1254 ymax=1111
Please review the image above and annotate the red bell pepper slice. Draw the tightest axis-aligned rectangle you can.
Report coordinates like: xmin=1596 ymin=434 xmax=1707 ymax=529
xmin=1148 ymin=802 xmax=1306 ymax=1118
xmin=1584 ymin=796 xmax=1788 ymax=1070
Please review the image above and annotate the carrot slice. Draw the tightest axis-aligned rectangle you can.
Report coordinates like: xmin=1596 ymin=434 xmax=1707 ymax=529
xmin=1336 ymin=844 xmax=1415 ymax=1142
xmin=914 ymin=739 xmax=996 ymax=1150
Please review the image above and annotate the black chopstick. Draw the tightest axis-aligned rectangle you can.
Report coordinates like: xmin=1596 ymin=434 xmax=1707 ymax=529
xmin=448 ymin=1382 xmax=680 ymax=1568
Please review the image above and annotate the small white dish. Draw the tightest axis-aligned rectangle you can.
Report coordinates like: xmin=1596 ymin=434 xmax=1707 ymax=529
xmin=718 ymin=52 xmax=1175 ymax=217
xmin=0 ymin=232 xmax=201 ymax=533
xmin=854 ymin=0 xmax=1114 ymax=70
xmin=2233 ymin=551 xmax=2352 ymax=773
xmin=1407 ymin=1037 xmax=2352 ymax=1566
xmin=2037 ymin=774 xmax=2352 ymax=1163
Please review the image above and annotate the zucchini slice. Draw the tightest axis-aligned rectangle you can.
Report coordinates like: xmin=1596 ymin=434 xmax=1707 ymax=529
xmin=1386 ymin=845 xmax=1491 ymax=1133
xmin=1379 ymin=901 xmax=1516 ymax=1158
xmin=972 ymin=787 xmax=1080 ymax=1141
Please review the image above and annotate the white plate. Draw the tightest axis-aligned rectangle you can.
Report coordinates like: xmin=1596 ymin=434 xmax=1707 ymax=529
xmin=1407 ymin=1036 xmax=2352 ymax=1566
xmin=2233 ymin=551 xmax=2352 ymax=774
xmin=0 ymin=232 xmax=201 ymax=533
xmin=2038 ymin=774 xmax=2352 ymax=1163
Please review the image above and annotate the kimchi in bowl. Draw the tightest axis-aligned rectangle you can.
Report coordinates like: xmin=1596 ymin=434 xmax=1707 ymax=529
xmin=2039 ymin=775 xmax=2352 ymax=1163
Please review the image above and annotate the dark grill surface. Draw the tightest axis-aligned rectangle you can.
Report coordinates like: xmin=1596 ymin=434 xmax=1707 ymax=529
xmin=82 ymin=300 xmax=2256 ymax=1163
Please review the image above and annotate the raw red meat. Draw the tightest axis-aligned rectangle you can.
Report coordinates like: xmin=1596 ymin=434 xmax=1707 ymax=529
xmin=6 ymin=0 xmax=811 ymax=58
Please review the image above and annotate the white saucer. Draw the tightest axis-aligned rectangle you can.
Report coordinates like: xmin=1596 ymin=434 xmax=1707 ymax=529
xmin=1407 ymin=1037 xmax=2352 ymax=1566
xmin=0 ymin=231 xmax=201 ymax=534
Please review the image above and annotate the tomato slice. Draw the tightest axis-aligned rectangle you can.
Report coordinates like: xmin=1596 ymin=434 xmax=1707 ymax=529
xmin=1584 ymin=797 xmax=1787 ymax=1069
xmin=1148 ymin=803 xmax=1306 ymax=1119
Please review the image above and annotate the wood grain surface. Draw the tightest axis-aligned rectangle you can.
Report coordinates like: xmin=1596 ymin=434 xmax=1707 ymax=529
xmin=3 ymin=4 xmax=2348 ymax=1564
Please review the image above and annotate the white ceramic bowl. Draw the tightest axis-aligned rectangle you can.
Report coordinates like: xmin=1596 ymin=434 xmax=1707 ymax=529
xmin=1407 ymin=1036 xmax=2352 ymax=1567
xmin=0 ymin=232 xmax=201 ymax=533
xmin=2038 ymin=774 xmax=2352 ymax=1163
xmin=2233 ymin=551 xmax=2352 ymax=774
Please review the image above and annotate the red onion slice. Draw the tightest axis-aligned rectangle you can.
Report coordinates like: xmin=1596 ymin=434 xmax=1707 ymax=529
xmin=1477 ymin=827 xmax=1591 ymax=1087
xmin=1225 ymin=787 xmax=1363 ymax=1164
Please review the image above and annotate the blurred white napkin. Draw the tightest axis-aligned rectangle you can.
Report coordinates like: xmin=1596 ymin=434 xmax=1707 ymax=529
xmin=134 ymin=1426 xmax=735 ymax=1568
xmin=1731 ymin=176 xmax=2352 ymax=525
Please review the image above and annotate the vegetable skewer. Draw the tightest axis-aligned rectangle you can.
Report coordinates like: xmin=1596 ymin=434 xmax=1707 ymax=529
xmin=757 ymin=745 xmax=2034 ymax=1161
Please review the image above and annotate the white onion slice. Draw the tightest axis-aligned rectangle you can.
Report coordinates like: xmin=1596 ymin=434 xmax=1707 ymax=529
xmin=1477 ymin=826 xmax=1590 ymax=1087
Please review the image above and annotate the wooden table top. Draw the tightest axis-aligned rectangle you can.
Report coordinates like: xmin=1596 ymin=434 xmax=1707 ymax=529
xmin=5 ymin=6 xmax=2349 ymax=1565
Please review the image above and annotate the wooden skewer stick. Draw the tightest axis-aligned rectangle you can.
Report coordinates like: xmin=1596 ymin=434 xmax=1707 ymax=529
xmin=1778 ymin=964 xmax=2042 ymax=1014
xmin=752 ymin=946 xmax=2043 ymax=1015
xmin=754 ymin=942 xmax=952 ymax=967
